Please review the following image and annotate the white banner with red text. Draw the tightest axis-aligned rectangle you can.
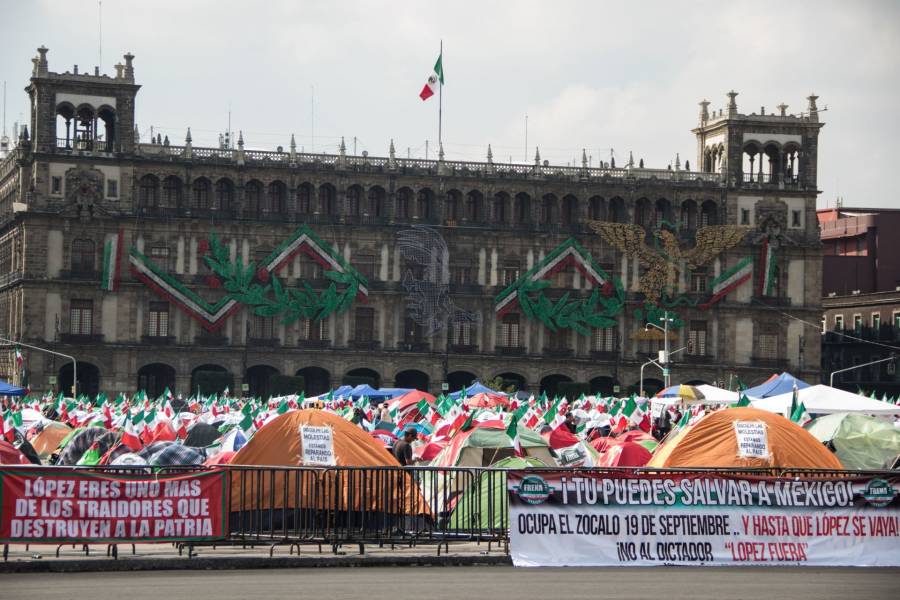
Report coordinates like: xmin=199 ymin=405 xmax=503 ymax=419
xmin=507 ymin=471 xmax=900 ymax=567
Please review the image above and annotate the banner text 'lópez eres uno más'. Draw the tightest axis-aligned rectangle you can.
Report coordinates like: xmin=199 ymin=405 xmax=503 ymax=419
xmin=0 ymin=468 xmax=227 ymax=543
xmin=508 ymin=471 xmax=900 ymax=567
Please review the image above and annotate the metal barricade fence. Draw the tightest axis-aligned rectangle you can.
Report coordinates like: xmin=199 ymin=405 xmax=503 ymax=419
xmin=2 ymin=464 xmax=897 ymax=558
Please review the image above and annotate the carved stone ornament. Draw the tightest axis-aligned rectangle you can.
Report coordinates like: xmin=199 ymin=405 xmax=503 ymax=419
xmin=63 ymin=167 xmax=105 ymax=220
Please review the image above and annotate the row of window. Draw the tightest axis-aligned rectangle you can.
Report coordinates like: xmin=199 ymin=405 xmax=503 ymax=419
xmin=136 ymin=175 xmax=721 ymax=227
xmin=828 ymin=311 xmax=900 ymax=332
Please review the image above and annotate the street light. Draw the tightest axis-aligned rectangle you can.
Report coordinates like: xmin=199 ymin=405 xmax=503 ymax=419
xmin=829 ymin=355 xmax=897 ymax=387
xmin=0 ymin=335 xmax=78 ymax=397
xmin=644 ymin=311 xmax=677 ymax=388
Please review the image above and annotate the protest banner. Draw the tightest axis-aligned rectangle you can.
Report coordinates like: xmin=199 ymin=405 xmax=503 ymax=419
xmin=508 ymin=470 xmax=900 ymax=567
xmin=0 ymin=468 xmax=227 ymax=543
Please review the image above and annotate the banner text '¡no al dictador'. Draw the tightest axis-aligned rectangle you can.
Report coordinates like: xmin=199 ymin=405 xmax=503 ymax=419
xmin=558 ymin=477 xmax=856 ymax=508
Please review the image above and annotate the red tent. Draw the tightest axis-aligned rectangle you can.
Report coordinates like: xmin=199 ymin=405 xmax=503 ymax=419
xmin=597 ymin=441 xmax=652 ymax=467
xmin=464 ymin=393 xmax=509 ymax=409
xmin=548 ymin=424 xmax=579 ymax=450
xmin=590 ymin=436 xmax=623 ymax=453
xmin=617 ymin=429 xmax=655 ymax=443
xmin=0 ymin=440 xmax=30 ymax=465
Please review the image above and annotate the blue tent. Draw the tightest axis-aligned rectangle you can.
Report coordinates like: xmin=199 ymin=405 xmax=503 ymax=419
xmin=743 ymin=372 xmax=810 ymax=399
xmin=348 ymin=384 xmax=408 ymax=400
xmin=0 ymin=379 xmax=26 ymax=397
xmin=449 ymin=381 xmax=500 ymax=400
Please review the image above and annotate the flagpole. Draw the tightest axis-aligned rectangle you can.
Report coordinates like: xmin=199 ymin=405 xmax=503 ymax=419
xmin=438 ymin=40 xmax=443 ymax=151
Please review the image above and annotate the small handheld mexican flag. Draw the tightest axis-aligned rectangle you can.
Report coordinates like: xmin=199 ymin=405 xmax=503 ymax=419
xmin=419 ymin=52 xmax=444 ymax=101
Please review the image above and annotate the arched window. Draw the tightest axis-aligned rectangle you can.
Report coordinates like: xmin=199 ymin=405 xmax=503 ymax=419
xmin=588 ymin=196 xmax=605 ymax=220
xmin=266 ymin=181 xmax=286 ymax=215
xmin=71 ymin=238 xmax=95 ymax=274
xmin=700 ymin=201 xmax=717 ymax=226
xmin=367 ymin=186 xmax=385 ymax=217
xmin=138 ymin=175 xmax=159 ymax=209
xmin=514 ymin=193 xmax=530 ymax=224
xmin=654 ymin=198 xmax=671 ymax=228
xmin=561 ymin=195 xmax=578 ymax=225
xmin=541 ymin=194 xmax=557 ymax=225
xmin=74 ymin=105 xmax=96 ymax=150
xmin=56 ymin=103 xmax=75 ymax=148
xmin=244 ymin=180 xmax=263 ymax=218
xmin=492 ymin=192 xmax=509 ymax=223
xmin=680 ymin=200 xmax=698 ymax=230
xmin=162 ymin=176 xmax=182 ymax=209
xmin=465 ymin=190 xmax=483 ymax=222
xmin=297 ymin=182 xmax=314 ymax=215
xmin=395 ymin=188 xmax=413 ymax=219
xmin=346 ymin=185 xmax=362 ymax=218
xmin=742 ymin=143 xmax=760 ymax=183
xmin=318 ymin=184 xmax=336 ymax=215
xmin=608 ymin=197 xmax=625 ymax=223
xmin=634 ymin=198 xmax=650 ymax=227
xmin=192 ymin=178 xmax=211 ymax=210
xmin=417 ymin=188 xmax=433 ymax=219
xmin=97 ymin=106 xmax=116 ymax=152
xmin=215 ymin=178 xmax=234 ymax=212
xmin=446 ymin=190 xmax=462 ymax=221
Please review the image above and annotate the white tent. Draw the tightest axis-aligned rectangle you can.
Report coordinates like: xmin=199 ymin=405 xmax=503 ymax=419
xmin=752 ymin=384 xmax=900 ymax=416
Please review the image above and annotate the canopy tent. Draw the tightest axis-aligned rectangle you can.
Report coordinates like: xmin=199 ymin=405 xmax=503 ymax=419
xmin=648 ymin=407 xmax=844 ymax=469
xmin=806 ymin=413 xmax=900 ymax=470
xmin=347 ymin=384 xmax=409 ymax=400
xmin=0 ymin=379 xmax=26 ymax=397
xmin=464 ymin=392 xmax=510 ymax=409
xmin=449 ymin=381 xmax=501 ymax=400
xmin=752 ymin=384 xmax=900 ymax=417
xmin=743 ymin=372 xmax=810 ymax=399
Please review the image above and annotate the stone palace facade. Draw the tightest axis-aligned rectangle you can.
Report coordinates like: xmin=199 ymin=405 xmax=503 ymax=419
xmin=0 ymin=47 xmax=825 ymax=398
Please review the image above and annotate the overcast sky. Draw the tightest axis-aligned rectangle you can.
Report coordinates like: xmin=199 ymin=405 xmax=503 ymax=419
xmin=1 ymin=0 xmax=898 ymax=208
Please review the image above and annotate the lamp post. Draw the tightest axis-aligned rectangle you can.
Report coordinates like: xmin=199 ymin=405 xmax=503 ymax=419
xmin=644 ymin=310 xmax=676 ymax=388
xmin=0 ymin=335 xmax=77 ymax=397
xmin=829 ymin=355 xmax=897 ymax=387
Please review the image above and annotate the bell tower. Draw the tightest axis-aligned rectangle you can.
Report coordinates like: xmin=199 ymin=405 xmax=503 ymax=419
xmin=692 ymin=91 xmax=824 ymax=191
xmin=26 ymin=46 xmax=140 ymax=155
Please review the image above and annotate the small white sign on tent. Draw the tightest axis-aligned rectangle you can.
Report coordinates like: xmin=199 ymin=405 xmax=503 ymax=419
xmin=299 ymin=425 xmax=335 ymax=466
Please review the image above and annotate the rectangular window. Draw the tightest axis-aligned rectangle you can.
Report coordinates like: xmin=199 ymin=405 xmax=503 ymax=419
xmin=872 ymin=313 xmax=881 ymax=329
xmin=853 ymin=314 xmax=862 ymax=332
xmin=501 ymin=266 xmax=520 ymax=287
xmin=592 ymin=327 xmax=615 ymax=352
xmin=300 ymin=258 xmax=324 ymax=281
xmin=299 ymin=318 xmax=326 ymax=341
xmin=148 ymin=301 xmax=169 ymax=337
xmin=834 ymin=314 xmax=844 ymax=331
xmin=689 ymin=321 xmax=708 ymax=355
xmin=740 ymin=208 xmax=750 ymax=225
xmin=69 ymin=299 xmax=93 ymax=335
xmin=499 ymin=314 xmax=520 ymax=347
xmin=690 ymin=269 xmax=707 ymax=293
xmin=546 ymin=328 xmax=569 ymax=350
xmin=51 ymin=176 xmax=62 ymax=195
xmin=450 ymin=265 xmax=472 ymax=286
xmin=355 ymin=254 xmax=376 ymax=280
xmin=252 ymin=315 xmax=275 ymax=339
xmin=355 ymin=308 xmax=375 ymax=342
xmin=107 ymin=179 xmax=118 ymax=198
xmin=791 ymin=209 xmax=802 ymax=228
xmin=758 ymin=333 xmax=778 ymax=359
xmin=451 ymin=321 xmax=472 ymax=345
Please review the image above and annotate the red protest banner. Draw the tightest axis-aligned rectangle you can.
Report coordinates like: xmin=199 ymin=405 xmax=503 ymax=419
xmin=0 ymin=468 xmax=228 ymax=543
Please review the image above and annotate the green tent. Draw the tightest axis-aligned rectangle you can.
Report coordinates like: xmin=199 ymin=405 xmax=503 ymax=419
xmin=806 ymin=412 xmax=900 ymax=470
xmin=447 ymin=455 xmax=547 ymax=532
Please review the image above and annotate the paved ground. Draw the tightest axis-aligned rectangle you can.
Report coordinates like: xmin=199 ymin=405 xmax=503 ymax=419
xmin=4 ymin=566 xmax=899 ymax=600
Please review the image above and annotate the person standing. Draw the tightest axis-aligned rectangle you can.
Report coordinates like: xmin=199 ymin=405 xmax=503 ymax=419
xmin=392 ymin=427 xmax=417 ymax=466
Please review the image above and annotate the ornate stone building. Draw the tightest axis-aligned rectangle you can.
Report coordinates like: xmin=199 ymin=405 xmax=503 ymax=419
xmin=0 ymin=48 xmax=824 ymax=398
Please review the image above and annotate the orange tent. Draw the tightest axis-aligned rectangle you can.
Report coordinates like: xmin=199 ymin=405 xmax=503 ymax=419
xmin=28 ymin=422 xmax=71 ymax=460
xmin=649 ymin=407 xmax=843 ymax=470
xmin=229 ymin=410 xmax=428 ymax=515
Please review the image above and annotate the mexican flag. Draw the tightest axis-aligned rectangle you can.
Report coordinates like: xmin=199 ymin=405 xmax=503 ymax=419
xmin=699 ymin=257 xmax=753 ymax=309
xmin=758 ymin=237 xmax=776 ymax=296
xmin=419 ymin=53 xmax=444 ymax=101
xmin=790 ymin=401 xmax=811 ymax=426
xmin=14 ymin=346 xmax=24 ymax=368
xmin=101 ymin=229 xmax=124 ymax=292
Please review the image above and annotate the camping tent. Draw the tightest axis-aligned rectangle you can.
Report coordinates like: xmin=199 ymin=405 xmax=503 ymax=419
xmin=0 ymin=379 xmax=26 ymax=397
xmin=449 ymin=381 xmax=501 ymax=400
xmin=806 ymin=413 xmax=900 ymax=470
xmin=743 ymin=372 xmax=810 ymax=399
xmin=752 ymin=384 xmax=900 ymax=417
xmin=648 ymin=407 xmax=844 ymax=469
xmin=430 ymin=424 xmax=555 ymax=468
xmin=447 ymin=456 xmax=546 ymax=531
xmin=230 ymin=410 xmax=426 ymax=514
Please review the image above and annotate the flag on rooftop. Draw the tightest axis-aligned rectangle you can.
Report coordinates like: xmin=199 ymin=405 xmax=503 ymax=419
xmin=419 ymin=52 xmax=444 ymax=101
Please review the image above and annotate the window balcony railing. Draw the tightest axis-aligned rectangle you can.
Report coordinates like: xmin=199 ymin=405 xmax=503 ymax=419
xmin=589 ymin=349 xmax=619 ymax=361
xmin=59 ymin=333 xmax=104 ymax=344
xmin=59 ymin=269 xmax=102 ymax=281
xmin=496 ymin=345 xmax=525 ymax=356
xmin=543 ymin=347 xmax=574 ymax=358
xmin=349 ymin=339 xmax=381 ymax=350
xmin=450 ymin=344 xmax=478 ymax=354
xmin=141 ymin=335 xmax=175 ymax=345
xmin=752 ymin=296 xmax=791 ymax=307
xmin=194 ymin=333 xmax=229 ymax=346
xmin=247 ymin=336 xmax=280 ymax=348
xmin=297 ymin=338 xmax=331 ymax=349
xmin=398 ymin=341 xmax=430 ymax=353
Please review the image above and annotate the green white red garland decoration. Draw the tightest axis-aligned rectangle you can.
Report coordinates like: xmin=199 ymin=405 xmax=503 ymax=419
xmin=101 ymin=229 xmax=124 ymax=292
xmin=494 ymin=238 xmax=625 ymax=335
xmin=129 ymin=226 xmax=368 ymax=331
